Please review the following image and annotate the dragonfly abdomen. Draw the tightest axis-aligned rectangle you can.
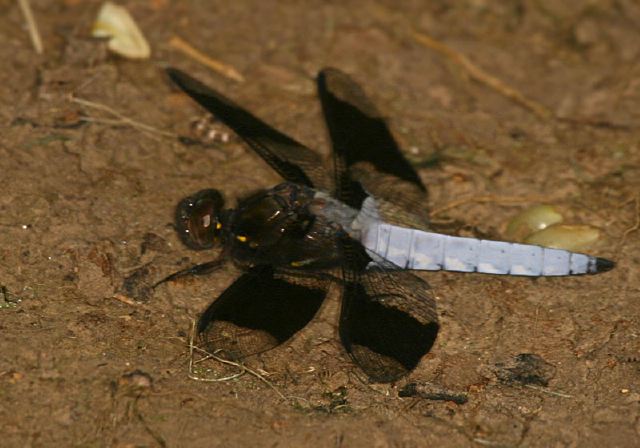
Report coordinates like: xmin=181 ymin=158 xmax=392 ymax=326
xmin=361 ymin=222 xmax=613 ymax=276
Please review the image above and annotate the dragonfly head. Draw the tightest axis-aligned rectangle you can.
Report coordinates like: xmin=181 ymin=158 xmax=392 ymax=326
xmin=175 ymin=189 xmax=225 ymax=250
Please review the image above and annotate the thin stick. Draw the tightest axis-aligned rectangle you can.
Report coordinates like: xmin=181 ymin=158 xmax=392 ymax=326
xmin=524 ymin=384 xmax=572 ymax=398
xmin=17 ymin=0 xmax=43 ymax=54
xmin=187 ymin=321 xmax=245 ymax=382
xmin=70 ymin=95 xmax=177 ymax=138
xmin=430 ymin=194 xmax=555 ymax=217
xmin=72 ymin=96 xmax=231 ymax=160
xmin=186 ymin=320 xmax=288 ymax=400
xmin=412 ymin=30 xmax=551 ymax=120
xmin=133 ymin=401 xmax=168 ymax=448
xmin=473 ymin=438 xmax=502 ymax=446
xmin=617 ymin=194 xmax=640 ymax=252
xmin=191 ymin=346 xmax=287 ymax=400
xmin=112 ymin=293 xmax=139 ymax=306
xmin=169 ymin=36 xmax=245 ymax=83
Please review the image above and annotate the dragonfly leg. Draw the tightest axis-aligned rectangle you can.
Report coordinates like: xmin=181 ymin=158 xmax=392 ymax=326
xmin=153 ymin=258 xmax=225 ymax=288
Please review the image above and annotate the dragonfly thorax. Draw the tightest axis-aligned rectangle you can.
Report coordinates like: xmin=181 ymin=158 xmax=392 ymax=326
xmin=224 ymin=183 xmax=340 ymax=269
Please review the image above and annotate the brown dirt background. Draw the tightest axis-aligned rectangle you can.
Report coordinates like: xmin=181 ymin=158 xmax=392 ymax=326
xmin=1 ymin=1 xmax=639 ymax=447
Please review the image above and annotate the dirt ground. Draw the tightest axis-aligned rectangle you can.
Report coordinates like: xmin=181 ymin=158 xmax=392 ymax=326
xmin=1 ymin=1 xmax=639 ymax=447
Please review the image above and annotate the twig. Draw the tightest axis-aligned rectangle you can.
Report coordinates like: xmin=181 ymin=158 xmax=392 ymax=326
xmin=17 ymin=0 xmax=43 ymax=54
xmin=430 ymin=194 xmax=555 ymax=217
xmin=69 ymin=95 xmax=177 ymax=138
xmin=473 ymin=438 xmax=502 ymax=446
xmin=617 ymin=194 xmax=640 ymax=252
xmin=411 ymin=30 xmax=551 ymax=120
xmin=112 ymin=293 xmax=139 ymax=306
xmin=169 ymin=35 xmax=245 ymax=83
xmin=524 ymin=384 xmax=572 ymax=398
xmin=133 ymin=399 xmax=167 ymax=448
xmin=186 ymin=320 xmax=288 ymax=400
xmin=557 ymin=116 xmax=633 ymax=131
xmin=188 ymin=343 xmax=245 ymax=383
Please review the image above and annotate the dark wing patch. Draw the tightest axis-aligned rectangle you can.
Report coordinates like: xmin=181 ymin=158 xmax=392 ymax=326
xmin=198 ymin=265 xmax=327 ymax=359
xmin=167 ymin=68 xmax=331 ymax=190
xmin=338 ymin=236 xmax=439 ymax=383
xmin=317 ymin=68 xmax=427 ymax=211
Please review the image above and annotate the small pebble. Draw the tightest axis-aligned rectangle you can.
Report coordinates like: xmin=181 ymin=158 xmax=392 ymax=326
xmin=524 ymin=224 xmax=600 ymax=251
xmin=505 ymin=205 xmax=563 ymax=241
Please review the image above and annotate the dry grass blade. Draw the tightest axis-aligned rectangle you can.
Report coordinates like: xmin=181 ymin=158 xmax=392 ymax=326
xmin=69 ymin=95 xmax=177 ymax=138
xmin=430 ymin=194 xmax=556 ymax=217
xmin=411 ymin=30 xmax=551 ymax=120
xmin=617 ymin=194 xmax=640 ymax=252
xmin=186 ymin=320 xmax=288 ymax=400
xmin=112 ymin=293 xmax=140 ymax=306
xmin=17 ymin=0 xmax=43 ymax=54
xmin=169 ymin=36 xmax=245 ymax=83
xmin=524 ymin=384 xmax=572 ymax=398
xmin=473 ymin=438 xmax=503 ymax=446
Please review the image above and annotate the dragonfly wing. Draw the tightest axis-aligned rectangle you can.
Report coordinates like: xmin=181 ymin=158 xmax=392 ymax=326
xmin=167 ymin=68 xmax=332 ymax=190
xmin=317 ymin=68 xmax=430 ymax=228
xmin=197 ymin=265 xmax=328 ymax=359
xmin=337 ymin=235 xmax=439 ymax=382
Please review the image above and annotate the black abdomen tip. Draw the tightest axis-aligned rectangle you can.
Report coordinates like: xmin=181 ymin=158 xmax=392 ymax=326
xmin=595 ymin=257 xmax=615 ymax=273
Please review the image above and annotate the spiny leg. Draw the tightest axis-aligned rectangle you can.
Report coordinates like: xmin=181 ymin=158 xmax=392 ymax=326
xmin=153 ymin=258 xmax=225 ymax=288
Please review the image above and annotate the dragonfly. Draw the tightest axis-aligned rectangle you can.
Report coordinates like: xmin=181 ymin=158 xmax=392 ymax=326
xmin=163 ymin=67 xmax=614 ymax=383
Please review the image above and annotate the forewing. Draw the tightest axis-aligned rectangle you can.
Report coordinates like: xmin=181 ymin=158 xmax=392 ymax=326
xmin=317 ymin=68 xmax=430 ymax=226
xmin=167 ymin=68 xmax=331 ymax=190
xmin=197 ymin=265 xmax=328 ymax=359
xmin=338 ymin=236 xmax=439 ymax=382
xmin=351 ymin=165 xmax=431 ymax=230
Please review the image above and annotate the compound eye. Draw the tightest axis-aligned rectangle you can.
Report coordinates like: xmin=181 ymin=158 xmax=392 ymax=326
xmin=175 ymin=189 xmax=224 ymax=250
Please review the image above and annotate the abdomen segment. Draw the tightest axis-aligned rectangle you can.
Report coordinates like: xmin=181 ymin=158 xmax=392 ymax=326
xmin=360 ymin=222 xmax=614 ymax=276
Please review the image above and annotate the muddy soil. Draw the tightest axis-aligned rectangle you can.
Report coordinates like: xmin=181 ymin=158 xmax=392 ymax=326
xmin=1 ymin=1 xmax=638 ymax=447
